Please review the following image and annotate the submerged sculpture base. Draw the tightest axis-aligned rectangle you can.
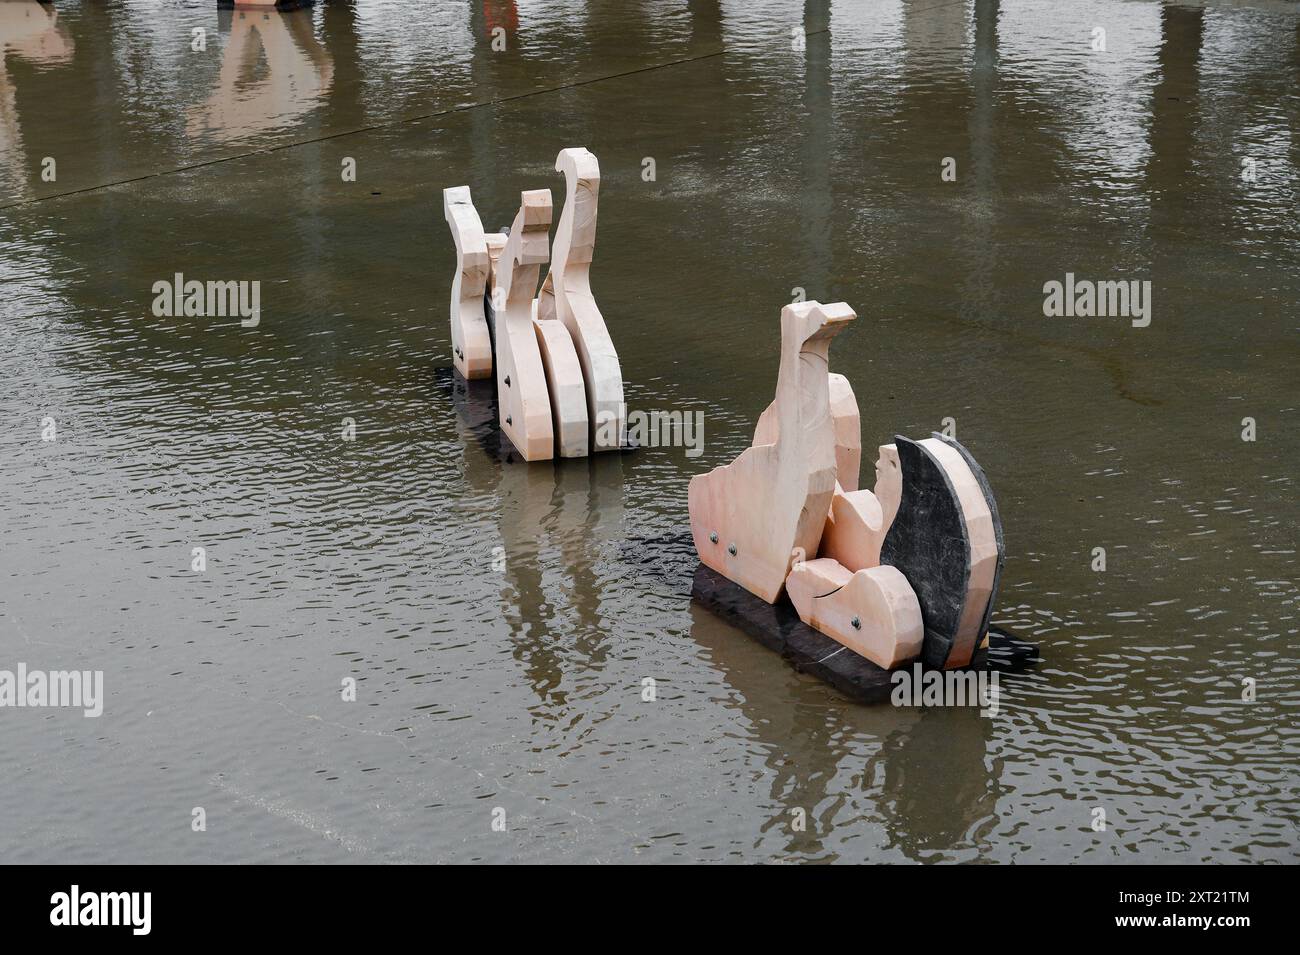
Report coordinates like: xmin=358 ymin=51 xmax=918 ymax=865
xmin=222 ymin=0 xmax=306 ymax=8
xmin=437 ymin=366 xmax=636 ymax=464
xmin=690 ymin=563 xmax=1037 ymax=704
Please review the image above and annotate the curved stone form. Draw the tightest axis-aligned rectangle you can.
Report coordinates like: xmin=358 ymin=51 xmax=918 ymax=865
xmin=533 ymin=301 xmax=589 ymax=457
xmin=786 ymin=558 xmax=923 ymax=669
xmin=820 ymin=443 xmax=902 ymax=573
xmin=828 ymin=374 xmax=862 ymax=492
xmin=689 ymin=302 xmax=855 ymax=603
xmin=684 ymin=294 xmax=1007 ymax=679
xmin=443 ymin=186 xmax=494 ymax=380
xmin=757 ymin=373 xmax=888 ymax=574
xmin=483 ymin=231 xmax=508 ymax=343
xmin=495 ymin=190 xmax=555 ymax=461
xmin=934 ymin=433 xmax=1006 ymax=643
xmin=539 ymin=147 xmax=626 ymax=451
xmin=754 ymin=372 xmax=860 ymax=492
xmin=872 ymin=442 xmax=903 ymax=533
xmin=443 ymin=148 xmax=630 ymax=463
xmin=879 ymin=435 xmax=1003 ymax=669
xmin=918 ymin=435 xmax=1002 ymax=661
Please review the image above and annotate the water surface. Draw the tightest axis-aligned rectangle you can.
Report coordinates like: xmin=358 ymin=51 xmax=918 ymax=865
xmin=1 ymin=0 xmax=1297 ymax=863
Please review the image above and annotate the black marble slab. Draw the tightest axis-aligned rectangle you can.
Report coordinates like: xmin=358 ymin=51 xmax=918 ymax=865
xmin=881 ymin=435 xmax=972 ymax=669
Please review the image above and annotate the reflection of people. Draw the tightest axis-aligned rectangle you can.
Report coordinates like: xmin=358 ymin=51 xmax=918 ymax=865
xmin=188 ymin=7 xmax=333 ymax=143
xmin=0 ymin=0 xmax=74 ymax=194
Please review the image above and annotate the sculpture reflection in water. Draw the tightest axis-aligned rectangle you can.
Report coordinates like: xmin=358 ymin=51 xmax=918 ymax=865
xmin=687 ymin=599 xmax=1000 ymax=861
xmin=442 ymin=367 xmax=626 ymax=724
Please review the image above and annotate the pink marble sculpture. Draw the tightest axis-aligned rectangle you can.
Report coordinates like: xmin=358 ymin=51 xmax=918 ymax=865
xmin=443 ymin=147 xmax=625 ymax=461
xmin=687 ymin=299 xmax=1005 ymax=673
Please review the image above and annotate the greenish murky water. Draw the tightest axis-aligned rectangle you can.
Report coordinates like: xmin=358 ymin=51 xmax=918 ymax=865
xmin=1 ymin=0 xmax=1297 ymax=863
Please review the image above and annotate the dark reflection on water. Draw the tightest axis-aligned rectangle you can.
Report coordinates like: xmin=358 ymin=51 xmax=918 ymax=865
xmin=0 ymin=0 xmax=1297 ymax=863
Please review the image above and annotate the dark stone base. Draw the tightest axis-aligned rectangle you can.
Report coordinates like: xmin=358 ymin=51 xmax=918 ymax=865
xmin=217 ymin=0 xmax=314 ymax=10
xmin=690 ymin=563 xmax=1037 ymax=704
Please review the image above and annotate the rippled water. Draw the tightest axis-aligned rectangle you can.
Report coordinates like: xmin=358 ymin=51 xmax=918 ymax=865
xmin=1 ymin=0 xmax=1297 ymax=863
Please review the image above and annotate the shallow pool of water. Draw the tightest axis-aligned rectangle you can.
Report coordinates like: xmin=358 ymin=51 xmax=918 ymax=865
xmin=1 ymin=0 xmax=1297 ymax=863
